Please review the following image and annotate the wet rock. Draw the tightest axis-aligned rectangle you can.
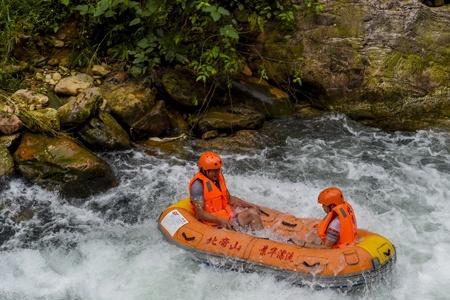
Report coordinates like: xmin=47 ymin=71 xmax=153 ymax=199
xmin=14 ymin=207 xmax=34 ymax=223
xmin=12 ymin=89 xmax=49 ymax=109
xmin=130 ymin=100 xmax=171 ymax=139
xmin=0 ymin=113 xmax=22 ymax=135
xmin=22 ymin=108 xmax=60 ymax=133
xmin=161 ymin=69 xmax=208 ymax=107
xmin=195 ymin=130 xmax=269 ymax=152
xmin=193 ymin=105 xmax=265 ymax=135
xmin=202 ymin=130 xmax=219 ymax=140
xmin=231 ymin=77 xmax=293 ymax=118
xmin=167 ymin=109 xmax=189 ymax=135
xmin=47 ymin=58 xmax=59 ymax=66
xmin=0 ymin=146 xmax=14 ymax=177
xmin=14 ymin=133 xmax=117 ymax=197
xmin=140 ymin=134 xmax=189 ymax=157
xmin=294 ymin=104 xmax=323 ymax=119
xmin=79 ymin=112 xmax=131 ymax=150
xmin=91 ymin=64 xmax=110 ymax=77
xmin=101 ymin=81 xmax=156 ymax=131
xmin=0 ymin=133 xmax=21 ymax=149
xmin=55 ymin=73 xmax=94 ymax=96
xmin=250 ymin=1 xmax=450 ymax=130
xmin=58 ymin=88 xmax=101 ymax=128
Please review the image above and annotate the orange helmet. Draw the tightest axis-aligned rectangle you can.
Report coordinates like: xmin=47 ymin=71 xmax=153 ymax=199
xmin=318 ymin=187 xmax=345 ymax=206
xmin=197 ymin=151 xmax=222 ymax=171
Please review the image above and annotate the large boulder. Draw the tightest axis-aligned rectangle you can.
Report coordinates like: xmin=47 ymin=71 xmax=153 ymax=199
xmin=14 ymin=133 xmax=117 ymax=197
xmin=130 ymin=100 xmax=171 ymax=138
xmin=231 ymin=77 xmax=293 ymax=118
xmin=194 ymin=130 xmax=270 ymax=152
xmin=57 ymin=88 xmax=101 ymax=128
xmin=0 ymin=146 xmax=14 ymax=177
xmin=161 ymin=69 xmax=209 ymax=107
xmin=251 ymin=1 xmax=450 ymax=130
xmin=101 ymin=81 xmax=154 ymax=126
xmin=193 ymin=105 xmax=265 ymax=135
xmin=79 ymin=112 xmax=131 ymax=150
xmin=55 ymin=73 xmax=94 ymax=96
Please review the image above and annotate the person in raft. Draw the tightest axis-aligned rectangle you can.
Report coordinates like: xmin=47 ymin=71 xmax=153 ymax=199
xmin=308 ymin=187 xmax=357 ymax=248
xmin=189 ymin=151 xmax=264 ymax=231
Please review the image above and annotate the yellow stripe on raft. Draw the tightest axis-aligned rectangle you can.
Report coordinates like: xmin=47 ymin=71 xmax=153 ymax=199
xmin=169 ymin=198 xmax=194 ymax=214
xmin=357 ymin=234 xmax=396 ymax=265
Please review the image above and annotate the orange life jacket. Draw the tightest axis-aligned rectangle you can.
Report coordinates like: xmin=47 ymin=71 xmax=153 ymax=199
xmin=189 ymin=171 xmax=233 ymax=221
xmin=317 ymin=201 xmax=357 ymax=248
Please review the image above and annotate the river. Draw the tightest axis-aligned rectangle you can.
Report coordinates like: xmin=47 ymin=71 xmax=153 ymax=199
xmin=0 ymin=114 xmax=449 ymax=300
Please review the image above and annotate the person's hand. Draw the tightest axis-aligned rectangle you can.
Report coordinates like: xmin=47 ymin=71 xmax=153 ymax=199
xmin=219 ymin=220 xmax=233 ymax=230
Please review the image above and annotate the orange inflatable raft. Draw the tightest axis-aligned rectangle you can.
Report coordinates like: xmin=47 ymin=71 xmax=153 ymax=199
xmin=158 ymin=198 xmax=396 ymax=290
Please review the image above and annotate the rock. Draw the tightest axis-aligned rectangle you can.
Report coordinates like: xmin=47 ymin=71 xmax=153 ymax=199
xmin=0 ymin=113 xmax=22 ymax=135
xmin=48 ymin=58 xmax=59 ymax=66
xmin=231 ymin=77 xmax=293 ymax=118
xmin=92 ymin=64 xmax=110 ymax=77
xmin=52 ymin=39 xmax=65 ymax=48
xmin=294 ymin=104 xmax=323 ymax=119
xmin=167 ymin=109 xmax=190 ymax=135
xmin=22 ymin=108 xmax=60 ymax=133
xmin=130 ymin=100 xmax=171 ymax=139
xmin=55 ymin=73 xmax=94 ymax=96
xmin=35 ymin=72 xmax=44 ymax=81
xmin=0 ymin=133 xmax=21 ymax=149
xmin=1 ymin=61 xmax=28 ymax=74
xmin=52 ymin=72 xmax=62 ymax=82
xmin=193 ymin=105 xmax=265 ymax=135
xmin=161 ymin=69 xmax=209 ymax=107
xmin=14 ymin=207 xmax=34 ymax=223
xmin=14 ymin=133 xmax=117 ymax=197
xmin=57 ymin=88 xmax=101 ymax=127
xmin=195 ymin=130 xmax=269 ymax=152
xmin=101 ymin=80 xmax=156 ymax=129
xmin=252 ymin=0 xmax=450 ymax=130
xmin=140 ymin=134 xmax=189 ymax=157
xmin=12 ymin=89 xmax=49 ymax=109
xmin=0 ymin=146 xmax=14 ymax=177
xmin=79 ymin=112 xmax=131 ymax=150
xmin=202 ymin=130 xmax=219 ymax=140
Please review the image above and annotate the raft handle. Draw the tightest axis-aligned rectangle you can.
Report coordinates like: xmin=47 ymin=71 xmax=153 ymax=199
xmin=383 ymin=249 xmax=391 ymax=257
xmin=182 ymin=232 xmax=195 ymax=241
xmin=302 ymin=261 xmax=320 ymax=268
xmin=259 ymin=209 xmax=270 ymax=217
xmin=281 ymin=221 xmax=297 ymax=228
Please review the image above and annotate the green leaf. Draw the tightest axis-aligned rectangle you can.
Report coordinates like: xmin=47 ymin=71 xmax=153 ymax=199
xmin=60 ymin=0 xmax=70 ymax=6
xmin=129 ymin=18 xmax=141 ymax=26
xmin=74 ymin=4 xmax=90 ymax=15
xmin=219 ymin=25 xmax=239 ymax=40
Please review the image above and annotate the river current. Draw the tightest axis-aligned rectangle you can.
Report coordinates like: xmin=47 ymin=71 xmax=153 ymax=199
xmin=0 ymin=114 xmax=449 ymax=300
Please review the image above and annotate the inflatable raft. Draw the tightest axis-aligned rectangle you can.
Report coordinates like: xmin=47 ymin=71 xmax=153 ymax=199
xmin=158 ymin=198 xmax=396 ymax=290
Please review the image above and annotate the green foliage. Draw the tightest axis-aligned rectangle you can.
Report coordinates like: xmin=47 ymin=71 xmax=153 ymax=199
xmin=1 ymin=0 xmax=324 ymax=83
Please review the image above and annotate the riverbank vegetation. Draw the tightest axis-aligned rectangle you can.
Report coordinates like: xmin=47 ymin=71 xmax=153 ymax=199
xmin=1 ymin=0 xmax=323 ymax=90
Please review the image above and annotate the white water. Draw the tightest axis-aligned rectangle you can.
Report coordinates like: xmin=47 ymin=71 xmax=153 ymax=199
xmin=1 ymin=114 xmax=449 ymax=300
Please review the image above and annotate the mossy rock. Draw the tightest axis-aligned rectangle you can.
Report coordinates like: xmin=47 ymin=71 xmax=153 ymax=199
xmin=79 ymin=112 xmax=131 ymax=150
xmin=194 ymin=105 xmax=265 ymax=135
xmin=0 ymin=146 xmax=14 ymax=177
xmin=23 ymin=108 xmax=60 ymax=133
xmin=14 ymin=133 xmax=117 ymax=197
xmin=58 ymin=88 xmax=101 ymax=128
xmin=231 ymin=77 xmax=293 ymax=118
xmin=101 ymin=81 xmax=156 ymax=128
xmin=161 ymin=69 xmax=208 ymax=107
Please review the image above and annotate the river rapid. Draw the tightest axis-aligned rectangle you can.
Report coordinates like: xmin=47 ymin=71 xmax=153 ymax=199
xmin=0 ymin=114 xmax=449 ymax=300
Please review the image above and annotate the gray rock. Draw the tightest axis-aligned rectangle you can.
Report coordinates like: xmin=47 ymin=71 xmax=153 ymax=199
xmin=55 ymin=73 xmax=94 ymax=96
xmin=79 ymin=112 xmax=131 ymax=150
xmin=58 ymin=88 xmax=101 ymax=127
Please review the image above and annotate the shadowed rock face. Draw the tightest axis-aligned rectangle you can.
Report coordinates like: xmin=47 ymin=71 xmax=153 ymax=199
xmin=253 ymin=0 xmax=450 ymax=130
xmin=13 ymin=133 xmax=117 ymax=198
xmin=421 ymin=0 xmax=450 ymax=7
